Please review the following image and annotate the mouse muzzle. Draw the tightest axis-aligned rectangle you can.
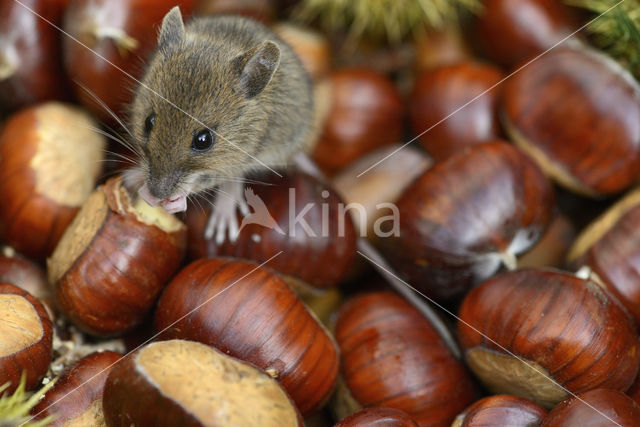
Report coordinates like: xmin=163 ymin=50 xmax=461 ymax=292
xmin=138 ymin=183 xmax=187 ymax=214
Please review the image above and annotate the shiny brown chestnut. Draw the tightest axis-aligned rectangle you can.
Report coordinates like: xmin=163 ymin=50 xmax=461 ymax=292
xmin=567 ymin=189 xmax=640 ymax=327
xmin=379 ymin=141 xmax=554 ymax=301
xmin=0 ymin=246 xmax=51 ymax=308
xmin=0 ymin=0 xmax=71 ymax=111
xmin=0 ymin=102 xmax=106 ymax=260
xmin=63 ymin=0 xmax=194 ymax=123
xmin=542 ymin=389 xmax=640 ymax=427
xmin=31 ymin=351 xmax=122 ymax=425
xmin=334 ymin=292 xmax=476 ymax=426
xmin=103 ymin=340 xmax=302 ymax=426
xmin=458 ymin=268 xmax=640 ymax=409
xmin=409 ymin=62 xmax=504 ymax=161
xmin=0 ymin=283 xmax=53 ymax=394
xmin=273 ymin=22 xmax=331 ymax=81
xmin=48 ymin=176 xmax=186 ymax=336
xmin=475 ymin=0 xmax=578 ymax=68
xmin=186 ymin=171 xmax=356 ymax=290
xmin=154 ymin=257 xmax=339 ymax=416
xmin=452 ymin=395 xmax=547 ymax=427
xmin=413 ymin=28 xmax=471 ymax=73
xmin=335 ymin=407 xmax=418 ymax=427
xmin=312 ymin=68 xmax=404 ymax=174
xmin=502 ymin=46 xmax=640 ymax=197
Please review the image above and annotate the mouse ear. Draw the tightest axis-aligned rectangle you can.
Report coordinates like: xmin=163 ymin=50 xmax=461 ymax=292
xmin=234 ymin=41 xmax=281 ymax=99
xmin=158 ymin=6 xmax=185 ymax=47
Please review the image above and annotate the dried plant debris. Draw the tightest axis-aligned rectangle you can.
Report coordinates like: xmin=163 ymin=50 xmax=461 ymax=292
xmin=567 ymin=0 xmax=640 ymax=77
xmin=294 ymin=0 xmax=480 ymax=43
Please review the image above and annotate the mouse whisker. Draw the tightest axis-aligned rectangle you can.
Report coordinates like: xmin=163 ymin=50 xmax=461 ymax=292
xmin=101 ymin=148 xmax=138 ymax=164
xmin=73 ymin=80 xmax=135 ymax=139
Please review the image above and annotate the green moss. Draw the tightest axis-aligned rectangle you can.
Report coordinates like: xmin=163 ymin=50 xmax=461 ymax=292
xmin=294 ymin=0 xmax=480 ymax=43
xmin=0 ymin=374 xmax=56 ymax=427
xmin=566 ymin=0 xmax=640 ymax=77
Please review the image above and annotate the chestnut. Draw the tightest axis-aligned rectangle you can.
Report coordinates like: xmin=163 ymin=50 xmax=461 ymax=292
xmin=452 ymin=395 xmax=547 ymax=427
xmin=153 ymin=257 xmax=339 ymax=416
xmin=48 ymin=176 xmax=186 ymax=336
xmin=0 ymin=246 xmax=51 ymax=309
xmin=186 ymin=171 xmax=356 ymax=290
xmin=311 ymin=68 xmax=404 ymax=175
xmin=335 ymin=407 xmax=417 ymax=427
xmin=502 ymin=46 xmax=640 ymax=197
xmin=413 ymin=28 xmax=471 ymax=73
xmin=62 ymin=0 xmax=194 ymax=124
xmin=103 ymin=339 xmax=302 ymax=426
xmin=567 ymin=189 xmax=640 ymax=327
xmin=332 ymin=145 xmax=431 ymax=239
xmin=475 ymin=0 xmax=578 ymax=68
xmin=0 ymin=283 xmax=53 ymax=394
xmin=31 ymin=351 xmax=122 ymax=425
xmin=273 ymin=22 xmax=331 ymax=81
xmin=0 ymin=102 xmax=106 ymax=260
xmin=379 ymin=141 xmax=554 ymax=301
xmin=0 ymin=0 xmax=71 ymax=111
xmin=409 ymin=62 xmax=504 ymax=161
xmin=458 ymin=268 xmax=640 ymax=408
xmin=333 ymin=291 xmax=476 ymax=426
xmin=542 ymin=389 xmax=640 ymax=426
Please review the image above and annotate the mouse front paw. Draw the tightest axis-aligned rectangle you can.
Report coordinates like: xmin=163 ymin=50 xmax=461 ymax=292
xmin=204 ymin=182 xmax=249 ymax=245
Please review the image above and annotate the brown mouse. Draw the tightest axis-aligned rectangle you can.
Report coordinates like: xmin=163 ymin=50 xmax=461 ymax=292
xmin=125 ymin=7 xmax=314 ymax=242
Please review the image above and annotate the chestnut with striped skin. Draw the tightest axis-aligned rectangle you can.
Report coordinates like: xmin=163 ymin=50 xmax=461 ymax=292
xmin=0 ymin=283 xmax=53 ymax=394
xmin=312 ymin=68 xmax=404 ymax=174
xmin=32 ymin=351 xmax=122 ymax=425
xmin=458 ymin=269 xmax=640 ymax=409
xmin=334 ymin=292 xmax=476 ymax=426
xmin=153 ymin=258 xmax=339 ymax=416
xmin=103 ymin=340 xmax=302 ymax=427
xmin=502 ymin=46 xmax=640 ymax=197
xmin=379 ymin=142 xmax=554 ymax=301
xmin=542 ymin=389 xmax=640 ymax=427
xmin=186 ymin=172 xmax=357 ymax=290
xmin=0 ymin=102 xmax=106 ymax=260
xmin=452 ymin=395 xmax=547 ymax=427
xmin=475 ymin=0 xmax=577 ymax=68
xmin=567 ymin=189 xmax=640 ymax=327
xmin=0 ymin=0 xmax=71 ymax=111
xmin=48 ymin=176 xmax=186 ymax=336
xmin=335 ymin=407 xmax=418 ymax=427
xmin=63 ymin=0 xmax=194 ymax=123
xmin=409 ymin=62 xmax=504 ymax=161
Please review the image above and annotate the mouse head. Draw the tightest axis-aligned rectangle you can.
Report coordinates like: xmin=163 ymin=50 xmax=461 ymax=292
xmin=128 ymin=7 xmax=281 ymax=213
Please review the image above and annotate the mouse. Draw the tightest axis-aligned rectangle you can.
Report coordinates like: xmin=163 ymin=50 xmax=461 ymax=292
xmin=124 ymin=6 xmax=315 ymax=244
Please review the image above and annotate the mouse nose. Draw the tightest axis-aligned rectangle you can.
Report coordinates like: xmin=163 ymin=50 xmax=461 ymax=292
xmin=138 ymin=183 xmax=163 ymax=207
xmin=147 ymin=173 xmax=179 ymax=201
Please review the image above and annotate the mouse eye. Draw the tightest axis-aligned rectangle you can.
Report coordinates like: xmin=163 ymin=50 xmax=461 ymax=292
xmin=144 ymin=113 xmax=156 ymax=137
xmin=192 ymin=129 xmax=215 ymax=152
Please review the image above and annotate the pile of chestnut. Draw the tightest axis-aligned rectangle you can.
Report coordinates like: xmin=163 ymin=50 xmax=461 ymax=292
xmin=2 ymin=0 xmax=640 ymax=425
